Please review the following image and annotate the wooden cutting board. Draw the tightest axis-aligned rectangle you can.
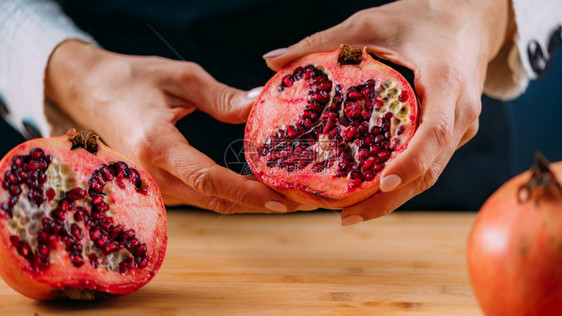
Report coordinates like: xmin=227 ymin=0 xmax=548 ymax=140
xmin=0 ymin=209 xmax=481 ymax=315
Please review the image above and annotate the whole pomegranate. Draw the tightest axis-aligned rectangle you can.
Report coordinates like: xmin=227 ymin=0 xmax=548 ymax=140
xmin=244 ymin=45 xmax=418 ymax=208
xmin=0 ymin=130 xmax=167 ymax=300
xmin=468 ymin=153 xmax=562 ymax=315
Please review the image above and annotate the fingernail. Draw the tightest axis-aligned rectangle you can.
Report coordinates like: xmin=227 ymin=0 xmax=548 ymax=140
xmin=341 ymin=215 xmax=364 ymax=226
xmin=246 ymin=86 xmax=263 ymax=100
xmin=265 ymin=200 xmax=288 ymax=213
xmin=263 ymin=47 xmax=288 ymax=58
xmin=380 ymin=174 xmax=402 ymax=192
xmin=298 ymin=204 xmax=318 ymax=211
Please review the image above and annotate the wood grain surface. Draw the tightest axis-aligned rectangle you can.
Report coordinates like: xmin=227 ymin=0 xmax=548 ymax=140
xmin=0 ymin=209 xmax=482 ymax=315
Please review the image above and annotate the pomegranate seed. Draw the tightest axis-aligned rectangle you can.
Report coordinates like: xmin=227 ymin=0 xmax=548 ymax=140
xmin=11 ymin=156 xmax=24 ymax=169
xmin=293 ymin=66 xmax=304 ymax=79
xmin=8 ymin=185 xmax=21 ymax=196
xmin=358 ymin=123 xmax=369 ymax=136
xmin=136 ymin=257 xmax=149 ymax=269
xmin=137 ymin=186 xmax=149 ymax=195
xmin=113 ymin=162 xmax=130 ymax=178
xmin=60 ymin=200 xmax=72 ymax=212
xmin=125 ymin=238 xmax=140 ymax=252
xmin=71 ymin=223 xmax=83 ymax=240
xmin=95 ymin=236 xmax=108 ymax=247
xmin=71 ymin=255 xmax=84 ymax=267
xmin=91 ymin=195 xmax=105 ymax=206
xmin=10 ymin=235 xmax=20 ymax=246
xmin=378 ymin=151 xmax=390 ymax=161
xmin=344 ymin=127 xmax=357 ymax=142
xmin=134 ymin=244 xmax=147 ymax=257
xmin=397 ymin=125 xmax=405 ymax=135
xmin=308 ymin=102 xmax=323 ymax=112
xmin=30 ymin=148 xmax=44 ymax=160
xmin=282 ymin=75 xmax=293 ymax=88
xmin=38 ymin=231 xmax=49 ymax=243
xmin=362 ymin=157 xmax=376 ymax=171
xmin=109 ymin=225 xmax=124 ymax=240
xmin=90 ymin=227 xmax=102 ymax=240
xmin=5 ymin=171 xmax=19 ymax=185
xmin=100 ymin=165 xmax=114 ymax=181
xmin=8 ymin=195 xmax=19 ymax=207
xmin=18 ymin=241 xmax=32 ymax=257
xmin=364 ymin=172 xmax=375 ymax=181
xmin=46 ymin=188 xmax=56 ymax=201
xmin=311 ymin=92 xmax=329 ymax=104
xmin=88 ymin=253 xmax=99 ymax=268
xmin=374 ymin=135 xmax=385 ymax=144
xmin=398 ymin=91 xmax=409 ymax=102
xmin=318 ymin=81 xmax=332 ymax=91
xmin=93 ymin=202 xmax=109 ymax=213
xmin=102 ymin=243 xmax=119 ymax=255
xmin=348 ymin=90 xmax=363 ymax=100
xmin=38 ymin=244 xmax=50 ymax=257
xmin=93 ymin=170 xmax=106 ymax=185
xmin=24 ymin=161 xmax=39 ymax=171
xmin=51 ymin=209 xmax=65 ymax=222
xmin=89 ymin=179 xmax=103 ymax=194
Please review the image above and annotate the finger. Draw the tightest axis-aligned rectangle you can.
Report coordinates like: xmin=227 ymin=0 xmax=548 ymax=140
xmin=341 ymin=146 xmax=455 ymax=224
xmin=263 ymin=18 xmax=363 ymax=71
xmin=166 ymin=62 xmax=261 ymax=123
xmin=377 ymin=66 xmax=461 ymax=193
xmin=138 ymin=125 xmax=302 ymax=212
xmin=153 ymin=167 xmax=303 ymax=213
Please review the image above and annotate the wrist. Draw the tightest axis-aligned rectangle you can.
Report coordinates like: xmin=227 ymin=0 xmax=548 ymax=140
xmin=44 ymin=40 xmax=105 ymax=122
xmin=471 ymin=0 xmax=515 ymax=62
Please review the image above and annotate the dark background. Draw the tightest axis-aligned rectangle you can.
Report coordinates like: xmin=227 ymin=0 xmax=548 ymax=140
xmin=1 ymin=1 xmax=561 ymax=210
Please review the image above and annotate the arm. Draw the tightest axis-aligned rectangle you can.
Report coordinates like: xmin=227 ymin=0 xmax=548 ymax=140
xmin=1 ymin=1 xmax=310 ymax=213
xmin=0 ymin=0 xmax=94 ymax=138
xmin=485 ymin=0 xmax=562 ymax=100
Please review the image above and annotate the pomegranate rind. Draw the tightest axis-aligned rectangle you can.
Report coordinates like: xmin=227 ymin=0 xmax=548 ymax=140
xmin=0 ymin=131 xmax=167 ymax=300
xmin=244 ymin=47 xmax=418 ymax=208
xmin=467 ymin=162 xmax=562 ymax=315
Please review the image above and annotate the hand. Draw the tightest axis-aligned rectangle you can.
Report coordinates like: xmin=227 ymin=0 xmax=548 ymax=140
xmin=263 ymin=0 xmax=515 ymax=223
xmin=45 ymin=40 xmax=313 ymax=213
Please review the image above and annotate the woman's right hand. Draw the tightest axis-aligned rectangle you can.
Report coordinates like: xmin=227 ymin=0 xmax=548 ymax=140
xmin=45 ymin=40 xmax=314 ymax=214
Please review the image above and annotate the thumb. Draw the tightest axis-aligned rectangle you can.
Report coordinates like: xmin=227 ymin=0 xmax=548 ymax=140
xmin=179 ymin=62 xmax=263 ymax=124
xmin=263 ymin=22 xmax=352 ymax=71
xmin=197 ymin=84 xmax=263 ymax=124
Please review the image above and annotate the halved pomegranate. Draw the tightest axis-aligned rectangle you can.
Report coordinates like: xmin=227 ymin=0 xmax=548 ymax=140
xmin=0 ymin=130 xmax=167 ymax=300
xmin=245 ymin=45 xmax=418 ymax=208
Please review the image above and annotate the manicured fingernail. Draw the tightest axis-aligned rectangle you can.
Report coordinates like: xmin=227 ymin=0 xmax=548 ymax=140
xmin=380 ymin=174 xmax=402 ymax=192
xmin=263 ymin=47 xmax=288 ymax=58
xmin=265 ymin=200 xmax=288 ymax=213
xmin=298 ymin=204 xmax=318 ymax=211
xmin=341 ymin=215 xmax=364 ymax=226
xmin=246 ymin=86 xmax=263 ymax=100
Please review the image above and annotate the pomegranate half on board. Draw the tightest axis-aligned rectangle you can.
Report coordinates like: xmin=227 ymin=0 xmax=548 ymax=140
xmin=245 ymin=45 xmax=419 ymax=208
xmin=0 ymin=130 xmax=167 ymax=300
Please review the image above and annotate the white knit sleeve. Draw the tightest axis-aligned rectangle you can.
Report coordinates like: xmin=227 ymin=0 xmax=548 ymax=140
xmin=0 ymin=0 xmax=95 ymax=138
xmin=484 ymin=0 xmax=562 ymax=101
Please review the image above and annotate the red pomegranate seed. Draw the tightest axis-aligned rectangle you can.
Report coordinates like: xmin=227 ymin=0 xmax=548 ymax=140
xmin=348 ymin=90 xmax=363 ymax=100
xmin=398 ymin=91 xmax=409 ymax=102
xmin=71 ymin=223 xmax=83 ymax=240
xmin=46 ymin=188 xmax=56 ymax=201
xmin=282 ymin=75 xmax=293 ymax=87
xmin=71 ymin=255 xmax=84 ymax=267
